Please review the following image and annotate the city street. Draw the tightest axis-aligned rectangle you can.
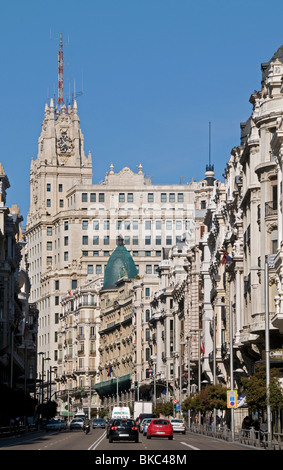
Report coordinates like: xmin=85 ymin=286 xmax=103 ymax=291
xmin=0 ymin=427 xmax=257 ymax=452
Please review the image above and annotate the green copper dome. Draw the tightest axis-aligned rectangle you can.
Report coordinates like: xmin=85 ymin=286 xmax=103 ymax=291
xmin=103 ymin=238 xmax=138 ymax=288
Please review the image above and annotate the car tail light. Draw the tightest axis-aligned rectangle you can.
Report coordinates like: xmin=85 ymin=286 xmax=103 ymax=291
xmin=110 ymin=426 xmax=117 ymax=431
xmin=131 ymin=426 xmax=138 ymax=431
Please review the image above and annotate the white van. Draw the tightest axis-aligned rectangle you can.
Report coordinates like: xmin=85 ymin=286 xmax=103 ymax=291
xmin=75 ymin=412 xmax=86 ymax=421
xmin=111 ymin=407 xmax=131 ymax=419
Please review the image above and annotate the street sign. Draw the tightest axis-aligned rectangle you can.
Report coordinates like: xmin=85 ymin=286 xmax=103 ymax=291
xmin=173 ymin=399 xmax=178 ymax=404
xmin=227 ymin=390 xmax=238 ymax=408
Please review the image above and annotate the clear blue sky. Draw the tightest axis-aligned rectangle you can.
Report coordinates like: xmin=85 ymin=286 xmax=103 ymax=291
xmin=1 ymin=0 xmax=283 ymax=224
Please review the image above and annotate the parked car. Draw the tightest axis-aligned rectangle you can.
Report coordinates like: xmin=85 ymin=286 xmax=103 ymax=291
xmin=46 ymin=418 xmax=62 ymax=432
xmin=108 ymin=419 xmax=139 ymax=443
xmin=92 ymin=418 xmax=106 ymax=429
xmin=142 ymin=418 xmax=153 ymax=436
xmin=170 ymin=419 xmax=186 ymax=434
xmin=69 ymin=418 xmax=84 ymax=430
xmin=147 ymin=418 xmax=173 ymax=440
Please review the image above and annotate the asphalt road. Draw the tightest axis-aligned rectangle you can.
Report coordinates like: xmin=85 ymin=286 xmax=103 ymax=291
xmin=0 ymin=427 xmax=257 ymax=452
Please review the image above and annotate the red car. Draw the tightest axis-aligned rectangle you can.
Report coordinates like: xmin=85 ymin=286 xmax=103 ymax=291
xmin=146 ymin=418 xmax=173 ymax=440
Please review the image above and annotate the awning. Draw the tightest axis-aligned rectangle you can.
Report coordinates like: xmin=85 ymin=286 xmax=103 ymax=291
xmin=93 ymin=374 xmax=132 ymax=397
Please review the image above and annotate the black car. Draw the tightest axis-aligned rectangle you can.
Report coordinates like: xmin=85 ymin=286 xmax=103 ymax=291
xmin=106 ymin=419 xmax=114 ymax=438
xmin=108 ymin=419 xmax=139 ymax=443
xmin=92 ymin=418 xmax=106 ymax=429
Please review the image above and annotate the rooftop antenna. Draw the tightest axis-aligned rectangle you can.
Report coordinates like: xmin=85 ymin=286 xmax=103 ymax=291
xmin=206 ymin=121 xmax=214 ymax=172
xmin=205 ymin=121 xmax=215 ymax=185
xmin=50 ymin=30 xmax=69 ymax=115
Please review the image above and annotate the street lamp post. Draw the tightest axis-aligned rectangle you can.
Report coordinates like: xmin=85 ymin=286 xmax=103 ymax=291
xmin=229 ymin=300 xmax=235 ymax=442
xmin=264 ymin=260 xmax=272 ymax=447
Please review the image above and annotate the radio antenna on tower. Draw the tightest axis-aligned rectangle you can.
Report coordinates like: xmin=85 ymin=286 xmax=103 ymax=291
xmin=50 ymin=30 xmax=69 ymax=115
xmin=57 ymin=33 xmax=65 ymax=113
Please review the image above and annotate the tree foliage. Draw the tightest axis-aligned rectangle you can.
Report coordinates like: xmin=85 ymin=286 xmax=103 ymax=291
xmin=241 ymin=364 xmax=283 ymax=412
xmin=182 ymin=384 xmax=228 ymax=413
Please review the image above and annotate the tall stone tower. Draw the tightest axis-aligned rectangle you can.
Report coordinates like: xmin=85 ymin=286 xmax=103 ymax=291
xmin=26 ymin=39 xmax=92 ymax=372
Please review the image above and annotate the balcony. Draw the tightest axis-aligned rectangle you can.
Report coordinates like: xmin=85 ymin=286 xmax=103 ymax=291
xmin=265 ymin=201 xmax=277 ymax=217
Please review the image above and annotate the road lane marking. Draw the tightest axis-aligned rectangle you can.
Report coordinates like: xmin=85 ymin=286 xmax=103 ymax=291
xmin=88 ymin=431 xmax=106 ymax=450
xmin=181 ymin=441 xmax=200 ymax=450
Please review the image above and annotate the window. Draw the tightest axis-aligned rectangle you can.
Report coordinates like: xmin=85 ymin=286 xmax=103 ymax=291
xmin=145 ymin=288 xmax=150 ymax=298
xmin=124 ymin=220 xmax=130 ymax=230
xmin=161 ymin=193 xmax=167 ymax=202
xmin=82 ymin=193 xmax=88 ymax=202
xmin=124 ymin=236 xmax=130 ymax=245
xmin=93 ymin=251 xmax=99 ymax=256
xmin=176 ymin=220 xmax=182 ymax=230
xmin=145 ymin=236 xmax=151 ymax=245
xmin=47 ymin=226 xmax=52 ymax=236
xmin=166 ymin=220 xmax=172 ymax=230
xmin=90 ymin=193 xmax=96 ymax=202
xmin=117 ymin=220 xmax=122 ymax=230
xmin=145 ymin=310 xmax=150 ymax=322
xmin=93 ymin=220 xmax=99 ymax=230
xmin=87 ymin=265 xmax=94 ymax=274
xmin=59 ymin=199 xmax=64 ymax=208
xmin=119 ymin=193 xmax=125 ymax=202
xmin=104 ymin=220 xmax=110 ymax=230
xmin=148 ymin=193 xmax=154 ymax=203
xmin=72 ymin=280 xmax=77 ymax=289
xmin=82 ymin=220 xmax=88 ymax=230
xmin=58 ymin=184 xmax=63 ymax=192
xmin=133 ymin=236 xmax=139 ymax=245
xmin=93 ymin=236 xmax=99 ymax=245
xmin=47 ymin=183 xmax=51 ymax=192
xmin=155 ymin=236 xmax=161 ymax=245
xmin=82 ymin=236 xmax=88 ymax=245
xmin=176 ymin=236 xmax=182 ymax=243
xmin=47 ymin=199 xmax=51 ymax=207
xmin=156 ymin=220 xmax=161 ymax=230
xmin=64 ymin=236 xmax=68 ymax=246
xmin=146 ymin=329 xmax=150 ymax=340
xmin=96 ymin=265 xmax=102 ymax=274
xmin=104 ymin=236 xmax=109 ymax=245
xmin=47 ymin=241 xmax=52 ymax=251
xmin=55 ymin=280 xmax=59 ymax=290
xmin=178 ymin=193 xmax=184 ymax=202
xmin=55 ymin=296 xmax=59 ymax=306
xmin=55 ymin=313 xmax=59 ymax=324
xmin=201 ymin=200 xmax=206 ymax=209
xmin=47 ymin=256 xmax=52 ymax=265
xmin=127 ymin=193 xmax=133 ymax=202
xmin=64 ymin=221 xmax=69 ymax=230
xmin=104 ymin=251 xmax=110 ymax=257
xmin=82 ymin=251 xmax=88 ymax=256
xmin=154 ymin=265 xmax=159 ymax=273
xmin=133 ymin=220 xmax=138 ymax=230
xmin=99 ymin=193 xmax=104 ymax=202
xmin=166 ymin=236 xmax=172 ymax=245
xmin=146 ymin=265 xmax=152 ymax=274
xmin=64 ymin=252 xmax=69 ymax=261
xmin=145 ymin=220 xmax=151 ymax=230
xmin=169 ymin=193 xmax=175 ymax=202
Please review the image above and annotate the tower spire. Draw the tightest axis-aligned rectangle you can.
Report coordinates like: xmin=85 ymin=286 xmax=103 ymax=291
xmin=56 ymin=33 xmax=65 ymax=114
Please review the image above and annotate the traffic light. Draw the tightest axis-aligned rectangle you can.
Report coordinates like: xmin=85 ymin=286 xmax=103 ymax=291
xmin=134 ymin=381 xmax=138 ymax=389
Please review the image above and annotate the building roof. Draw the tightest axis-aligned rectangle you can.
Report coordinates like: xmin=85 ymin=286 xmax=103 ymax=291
xmin=103 ymin=237 xmax=138 ymax=288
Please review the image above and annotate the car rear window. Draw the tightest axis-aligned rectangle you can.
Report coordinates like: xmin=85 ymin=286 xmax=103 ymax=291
xmin=152 ymin=419 xmax=170 ymax=425
xmin=113 ymin=419 xmax=135 ymax=426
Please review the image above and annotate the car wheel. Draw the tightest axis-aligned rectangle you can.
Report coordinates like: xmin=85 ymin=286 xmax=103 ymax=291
xmin=182 ymin=431 xmax=186 ymax=435
xmin=109 ymin=437 xmax=113 ymax=443
xmin=169 ymin=436 xmax=173 ymax=440
xmin=135 ymin=437 xmax=139 ymax=443
xmin=147 ymin=435 xmax=151 ymax=439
